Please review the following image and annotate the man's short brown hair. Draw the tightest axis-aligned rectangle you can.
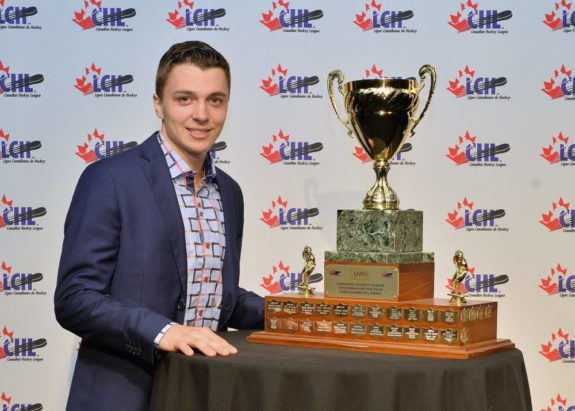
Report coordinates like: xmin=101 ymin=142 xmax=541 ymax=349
xmin=155 ymin=41 xmax=231 ymax=99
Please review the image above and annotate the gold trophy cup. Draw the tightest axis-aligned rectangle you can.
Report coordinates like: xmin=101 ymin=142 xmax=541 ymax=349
xmin=328 ymin=65 xmax=436 ymax=210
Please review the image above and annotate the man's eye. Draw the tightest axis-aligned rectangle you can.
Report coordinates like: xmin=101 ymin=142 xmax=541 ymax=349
xmin=178 ymin=96 xmax=189 ymax=103
xmin=210 ymin=97 xmax=222 ymax=104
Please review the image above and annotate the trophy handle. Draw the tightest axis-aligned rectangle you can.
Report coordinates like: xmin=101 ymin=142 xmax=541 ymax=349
xmin=410 ymin=64 xmax=437 ymax=137
xmin=327 ymin=70 xmax=354 ymax=138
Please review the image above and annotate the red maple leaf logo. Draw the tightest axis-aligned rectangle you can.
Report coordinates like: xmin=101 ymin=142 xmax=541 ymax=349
xmin=446 ymin=197 xmax=474 ymax=229
xmin=75 ymin=129 xmax=105 ymax=163
xmin=0 ymin=129 xmax=10 ymax=141
xmin=260 ymin=260 xmax=290 ymax=294
xmin=447 ymin=66 xmax=475 ymax=97
xmin=0 ymin=392 xmax=11 ymax=404
xmin=0 ymin=61 xmax=10 ymax=74
xmin=261 ymin=65 xmax=288 ymax=96
xmin=260 ymin=129 xmax=290 ymax=164
xmin=353 ymin=146 xmax=371 ymax=163
xmin=353 ymin=1 xmax=381 ymax=30
xmin=446 ymin=131 xmax=476 ymax=164
xmin=542 ymin=65 xmax=573 ymax=99
xmin=539 ymin=264 xmax=568 ymax=295
xmin=448 ymin=1 xmax=478 ymax=32
xmin=539 ymin=328 xmax=570 ymax=362
xmin=260 ymin=196 xmax=288 ymax=227
xmin=72 ymin=2 xmax=96 ymax=30
xmin=166 ymin=0 xmax=193 ymax=28
xmin=260 ymin=1 xmax=288 ymax=31
xmin=364 ymin=64 xmax=383 ymax=79
xmin=540 ymin=198 xmax=570 ymax=231
xmin=541 ymin=132 xmax=569 ymax=164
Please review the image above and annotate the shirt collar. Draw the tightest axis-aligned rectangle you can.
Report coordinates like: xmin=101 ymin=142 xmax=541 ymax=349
xmin=157 ymin=132 xmax=217 ymax=186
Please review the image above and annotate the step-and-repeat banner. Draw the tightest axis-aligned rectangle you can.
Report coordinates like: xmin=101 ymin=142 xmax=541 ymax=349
xmin=1 ymin=1 xmax=574 ymax=409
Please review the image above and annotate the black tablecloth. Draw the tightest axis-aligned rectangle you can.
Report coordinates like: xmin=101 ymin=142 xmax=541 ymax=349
xmin=151 ymin=330 xmax=531 ymax=411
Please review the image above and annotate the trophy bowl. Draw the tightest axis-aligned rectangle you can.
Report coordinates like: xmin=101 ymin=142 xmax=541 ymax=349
xmin=328 ymin=65 xmax=436 ymax=210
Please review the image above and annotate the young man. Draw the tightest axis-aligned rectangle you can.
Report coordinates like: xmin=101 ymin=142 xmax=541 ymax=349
xmin=55 ymin=41 xmax=264 ymax=411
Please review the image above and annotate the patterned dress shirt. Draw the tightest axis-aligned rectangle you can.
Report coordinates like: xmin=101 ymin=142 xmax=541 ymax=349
xmin=158 ymin=133 xmax=225 ymax=331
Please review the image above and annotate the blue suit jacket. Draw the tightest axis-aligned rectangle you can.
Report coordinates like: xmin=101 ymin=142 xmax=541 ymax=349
xmin=54 ymin=133 xmax=264 ymax=410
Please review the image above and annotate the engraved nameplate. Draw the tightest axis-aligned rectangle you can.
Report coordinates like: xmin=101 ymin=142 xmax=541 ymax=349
xmin=324 ymin=262 xmax=399 ymax=299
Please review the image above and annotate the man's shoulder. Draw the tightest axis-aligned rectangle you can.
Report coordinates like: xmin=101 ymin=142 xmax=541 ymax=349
xmin=86 ymin=133 xmax=159 ymax=173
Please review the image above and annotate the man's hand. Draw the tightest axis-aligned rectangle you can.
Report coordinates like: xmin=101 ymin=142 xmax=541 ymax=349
xmin=158 ymin=324 xmax=238 ymax=357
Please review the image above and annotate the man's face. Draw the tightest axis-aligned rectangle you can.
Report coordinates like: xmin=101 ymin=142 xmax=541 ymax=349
xmin=153 ymin=63 xmax=229 ymax=170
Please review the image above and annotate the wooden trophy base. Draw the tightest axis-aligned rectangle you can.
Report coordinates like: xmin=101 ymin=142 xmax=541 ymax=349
xmin=247 ymin=294 xmax=515 ymax=359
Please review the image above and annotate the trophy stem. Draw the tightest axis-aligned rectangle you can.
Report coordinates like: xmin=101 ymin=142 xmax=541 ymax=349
xmin=363 ymin=160 xmax=399 ymax=210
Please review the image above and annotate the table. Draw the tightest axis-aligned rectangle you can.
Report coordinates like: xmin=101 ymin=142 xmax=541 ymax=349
xmin=151 ymin=330 xmax=532 ymax=411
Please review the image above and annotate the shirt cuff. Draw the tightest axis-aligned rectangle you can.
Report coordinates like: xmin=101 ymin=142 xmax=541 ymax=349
xmin=154 ymin=322 xmax=176 ymax=348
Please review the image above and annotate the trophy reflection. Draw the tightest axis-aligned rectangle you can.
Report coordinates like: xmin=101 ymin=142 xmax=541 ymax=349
xmin=328 ymin=65 xmax=436 ymax=210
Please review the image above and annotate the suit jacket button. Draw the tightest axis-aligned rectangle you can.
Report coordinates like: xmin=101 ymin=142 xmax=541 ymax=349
xmin=177 ymin=302 xmax=185 ymax=311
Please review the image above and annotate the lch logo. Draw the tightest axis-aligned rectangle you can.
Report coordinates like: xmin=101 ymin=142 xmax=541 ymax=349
xmin=0 ymin=128 xmax=43 ymax=164
xmin=447 ymin=65 xmax=508 ymax=100
xmin=543 ymin=0 xmax=575 ymax=32
xmin=0 ymin=0 xmax=41 ymax=30
xmin=72 ymin=0 xmax=135 ymax=31
xmin=260 ymin=196 xmax=320 ymax=230
xmin=446 ymin=197 xmax=507 ymax=231
xmin=260 ymin=64 xmax=320 ymax=99
xmin=353 ymin=0 xmax=415 ymax=33
xmin=0 ymin=392 xmax=42 ymax=411
xmin=539 ymin=264 xmax=575 ymax=297
xmin=74 ymin=62 xmax=136 ymax=98
xmin=166 ymin=0 xmax=227 ymax=31
xmin=75 ymin=129 xmax=136 ymax=163
xmin=0 ymin=261 xmax=44 ymax=296
xmin=541 ymin=132 xmax=575 ymax=165
xmin=448 ymin=0 xmax=511 ymax=33
xmin=260 ymin=0 xmax=322 ymax=32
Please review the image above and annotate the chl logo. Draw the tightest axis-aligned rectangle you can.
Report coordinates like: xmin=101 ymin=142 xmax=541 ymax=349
xmin=260 ymin=196 xmax=319 ymax=229
xmin=260 ymin=260 xmax=322 ymax=294
xmin=540 ymin=198 xmax=575 ymax=232
xmin=0 ymin=261 xmax=43 ymax=294
xmin=0 ymin=392 xmax=42 ymax=411
xmin=74 ymin=62 xmax=134 ymax=96
xmin=75 ymin=129 xmax=136 ymax=163
xmin=539 ymin=329 xmax=575 ymax=362
xmin=0 ymin=194 xmax=46 ymax=229
xmin=0 ymin=61 xmax=43 ymax=95
xmin=542 ymin=65 xmax=575 ymax=100
xmin=448 ymin=0 xmax=512 ymax=33
xmin=72 ymin=0 xmax=136 ymax=30
xmin=260 ymin=64 xmax=319 ymax=97
xmin=446 ymin=130 xmax=510 ymax=165
xmin=0 ymin=326 xmax=47 ymax=360
xmin=446 ymin=197 xmax=506 ymax=230
xmin=543 ymin=0 xmax=575 ymax=31
xmin=260 ymin=0 xmax=323 ymax=31
xmin=445 ymin=266 xmax=509 ymax=296
xmin=539 ymin=264 xmax=575 ymax=296
xmin=541 ymin=132 xmax=575 ymax=165
xmin=0 ymin=129 xmax=41 ymax=161
xmin=166 ymin=0 xmax=226 ymax=30
xmin=260 ymin=129 xmax=322 ymax=164
xmin=353 ymin=0 xmax=414 ymax=31
xmin=447 ymin=65 xmax=507 ymax=98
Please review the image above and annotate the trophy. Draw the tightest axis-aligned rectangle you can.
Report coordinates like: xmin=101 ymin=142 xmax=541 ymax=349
xmin=247 ymin=66 xmax=515 ymax=359
xmin=327 ymin=65 xmax=436 ymax=210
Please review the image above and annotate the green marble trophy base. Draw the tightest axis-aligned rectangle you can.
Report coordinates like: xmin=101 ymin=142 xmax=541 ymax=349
xmin=326 ymin=210 xmax=434 ymax=301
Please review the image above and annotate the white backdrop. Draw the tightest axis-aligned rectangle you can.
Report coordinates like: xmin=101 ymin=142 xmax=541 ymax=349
xmin=1 ymin=1 xmax=574 ymax=409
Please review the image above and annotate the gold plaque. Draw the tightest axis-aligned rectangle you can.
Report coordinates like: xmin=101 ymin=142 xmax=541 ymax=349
xmin=324 ymin=262 xmax=399 ymax=299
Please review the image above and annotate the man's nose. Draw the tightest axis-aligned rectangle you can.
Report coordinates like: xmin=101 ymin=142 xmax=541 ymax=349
xmin=192 ymin=101 xmax=209 ymax=122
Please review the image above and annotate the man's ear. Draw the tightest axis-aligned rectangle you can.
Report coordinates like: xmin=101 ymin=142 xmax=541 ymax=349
xmin=153 ymin=94 xmax=164 ymax=120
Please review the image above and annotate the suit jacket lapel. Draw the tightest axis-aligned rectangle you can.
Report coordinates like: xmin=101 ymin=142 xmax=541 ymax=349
xmin=138 ymin=134 xmax=187 ymax=295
